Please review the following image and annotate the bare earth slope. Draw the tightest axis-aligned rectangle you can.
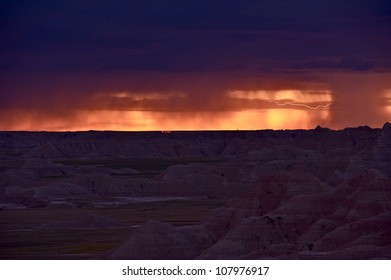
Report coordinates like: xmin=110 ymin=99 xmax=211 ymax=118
xmin=0 ymin=124 xmax=390 ymax=259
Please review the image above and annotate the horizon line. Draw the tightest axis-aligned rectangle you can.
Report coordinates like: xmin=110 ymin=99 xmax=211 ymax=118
xmin=0 ymin=123 xmax=389 ymax=133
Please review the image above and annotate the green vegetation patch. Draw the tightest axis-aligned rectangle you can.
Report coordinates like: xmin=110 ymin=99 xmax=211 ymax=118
xmin=0 ymin=198 xmax=227 ymax=259
xmin=56 ymin=157 xmax=220 ymax=172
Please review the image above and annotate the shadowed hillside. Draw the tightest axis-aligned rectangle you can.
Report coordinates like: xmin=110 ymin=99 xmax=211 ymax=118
xmin=0 ymin=124 xmax=390 ymax=259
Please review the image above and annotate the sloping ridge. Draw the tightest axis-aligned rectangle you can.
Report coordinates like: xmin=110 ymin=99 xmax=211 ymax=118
xmin=105 ymin=170 xmax=391 ymax=259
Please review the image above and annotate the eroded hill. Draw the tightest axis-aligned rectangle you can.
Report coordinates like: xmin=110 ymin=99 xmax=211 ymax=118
xmin=0 ymin=125 xmax=390 ymax=259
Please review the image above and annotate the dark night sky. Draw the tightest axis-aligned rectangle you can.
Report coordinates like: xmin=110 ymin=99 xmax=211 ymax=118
xmin=1 ymin=0 xmax=390 ymax=131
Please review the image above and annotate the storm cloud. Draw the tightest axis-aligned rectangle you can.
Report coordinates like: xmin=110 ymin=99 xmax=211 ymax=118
xmin=1 ymin=0 xmax=390 ymax=130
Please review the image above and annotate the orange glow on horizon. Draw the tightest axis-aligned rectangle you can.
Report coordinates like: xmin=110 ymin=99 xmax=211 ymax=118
xmin=384 ymin=89 xmax=391 ymax=116
xmin=0 ymin=108 xmax=329 ymax=131
xmin=0 ymin=88 xmax=334 ymax=131
xmin=227 ymin=89 xmax=333 ymax=103
xmin=95 ymin=91 xmax=186 ymax=101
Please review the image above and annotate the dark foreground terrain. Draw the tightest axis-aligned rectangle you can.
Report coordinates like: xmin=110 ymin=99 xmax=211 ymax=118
xmin=0 ymin=124 xmax=390 ymax=259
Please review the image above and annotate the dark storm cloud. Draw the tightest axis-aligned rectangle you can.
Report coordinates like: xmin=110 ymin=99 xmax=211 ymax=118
xmin=0 ymin=0 xmax=391 ymax=130
xmin=1 ymin=0 xmax=390 ymax=73
xmin=288 ymin=58 xmax=376 ymax=72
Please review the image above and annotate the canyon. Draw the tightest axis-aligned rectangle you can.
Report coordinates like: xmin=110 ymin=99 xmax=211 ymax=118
xmin=0 ymin=124 xmax=390 ymax=259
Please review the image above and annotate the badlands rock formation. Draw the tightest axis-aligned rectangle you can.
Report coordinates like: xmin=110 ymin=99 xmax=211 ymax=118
xmin=0 ymin=124 xmax=390 ymax=259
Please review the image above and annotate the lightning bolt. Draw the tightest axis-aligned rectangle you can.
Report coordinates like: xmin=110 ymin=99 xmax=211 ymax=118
xmin=267 ymin=100 xmax=333 ymax=110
